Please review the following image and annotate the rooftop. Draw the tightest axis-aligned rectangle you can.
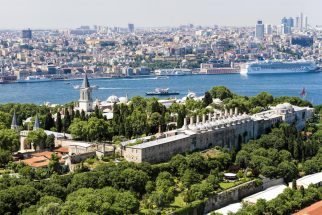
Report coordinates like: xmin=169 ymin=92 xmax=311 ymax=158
xmin=296 ymin=171 xmax=322 ymax=187
xmin=127 ymin=133 xmax=189 ymax=149
xmin=243 ymin=184 xmax=287 ymax=204
xmin=292 ymin=200 xmax=322 ymax=215
xmin=214 ymin=203 xmax=242 ymax=215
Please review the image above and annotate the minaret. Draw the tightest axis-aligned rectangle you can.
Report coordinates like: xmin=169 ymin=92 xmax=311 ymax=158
xmin=78 ymin=73 xmax=93 ymax=112
xmin=11 ymin=110 xmax=18 ymax=130
xmin=33 ymin=115 xmax=40 ymax=130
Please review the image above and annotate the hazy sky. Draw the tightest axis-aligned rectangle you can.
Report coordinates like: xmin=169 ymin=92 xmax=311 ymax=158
xmin=0 ymin=0 xmax=321 ymax=29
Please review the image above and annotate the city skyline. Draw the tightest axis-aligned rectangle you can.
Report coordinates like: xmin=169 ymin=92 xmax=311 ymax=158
xmin=0 ymin=0 xmax=321 ymax=29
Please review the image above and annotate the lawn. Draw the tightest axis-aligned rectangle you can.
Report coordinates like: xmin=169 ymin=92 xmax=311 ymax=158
xmin=219 ymin=181 xmax=237 ymax=189
xmin=171 ymin=194 xmax=187 ymax=208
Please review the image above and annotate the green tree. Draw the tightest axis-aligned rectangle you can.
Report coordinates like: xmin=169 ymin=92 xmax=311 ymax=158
xmin=113 ymin=191 xmax=140 ymax=214
xmin=63 ymin=110 xmax=71 ymax=133
xmin=203 ymin=91 xmax=213 ymax=107
xmin=48 ymin=153 xmax=62 ymax=174
xmin=0 ymin=111 xmax=12 ymax=128
xmin=44 ymin=112 xmax=55 ymax=130
xmin=277 ymin=161 xmax=298 ymax=182
xmin=181 ymin=169 xmax=202 ymax=188
xmin=0 ymin=149 xmax=13 ymax=167
xmin=210 ymin=86 xmax=234 ymax=100
xmin=45 ymin=134 xmax=55 ymax=149
xmin=0 ymin=129 xmax=20 ymax=152
xmin=55 ymin=112 xmax=62 ymax=132
xmin=26 ymin=129 xmax=47 ymax=150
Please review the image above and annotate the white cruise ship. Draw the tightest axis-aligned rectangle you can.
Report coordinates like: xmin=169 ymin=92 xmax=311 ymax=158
xmin=240 ymin=61 xmax=318 ymax=74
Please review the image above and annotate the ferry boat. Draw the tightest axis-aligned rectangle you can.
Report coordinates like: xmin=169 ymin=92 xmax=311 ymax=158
xmin=155 ymin=69 xmax=192 ymax=76
xmin=240 ymin=60 xmax=318 ymax=74
xmin=16 ymin=76 xmax=52 ymax=83
xmin=73 ymin=84 xmax=99 ymax=90
xmin=146 ymin=88 xmax=179 ymax=96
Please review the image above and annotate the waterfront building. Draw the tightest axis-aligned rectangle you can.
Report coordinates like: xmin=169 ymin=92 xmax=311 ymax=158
xmin=121 ymin=104 xmax=314 ymax=163
xmin=255 ymin=20 xmax=265 ymax=39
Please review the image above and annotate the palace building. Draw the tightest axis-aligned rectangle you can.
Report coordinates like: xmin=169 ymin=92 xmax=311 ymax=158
xmin=121 ymin=104 xmax=314 ymax=163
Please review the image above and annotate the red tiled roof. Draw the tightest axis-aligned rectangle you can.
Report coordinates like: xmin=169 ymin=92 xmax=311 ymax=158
xmin=32 ymin=151 xmax=62 ymax=159
xmin=54 ymin=147 xmax=69 ymax=154
xmin=21 ymin=156 xmax=49 ymax=168
xmin=19 ymin=151 xmax=65 ymax=168
xmin=293 ymin=200 xmax=322 ymax=215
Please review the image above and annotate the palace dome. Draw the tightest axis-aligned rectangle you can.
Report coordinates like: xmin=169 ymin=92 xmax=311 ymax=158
xmin=107 ymin=95 xmax=119 ymax=103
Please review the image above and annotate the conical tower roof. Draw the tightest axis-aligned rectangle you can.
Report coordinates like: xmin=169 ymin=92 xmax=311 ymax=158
xmin=11 ymin=110 xmax=18 ymax=129
xmin=33 ymin=115 xmax=40 ymax=130
xmin=81 ymin=73 xmax=90 ymax=88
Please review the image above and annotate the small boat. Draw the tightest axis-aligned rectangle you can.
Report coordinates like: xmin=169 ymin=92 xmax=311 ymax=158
xmin=73 ymin=85 xmax=80 ymax=89
xmin=91 ymin=85 xmax=99 ymax=90
xmin=146 ymin=88 xmax=179 ymax=96
xmin=64 ymin=82 xmax=71 ymax=85
xmin=156 ymin=76 xmax=169 ymax=79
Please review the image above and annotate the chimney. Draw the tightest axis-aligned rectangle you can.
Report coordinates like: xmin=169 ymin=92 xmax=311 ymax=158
xmin=202 ymin=114 xmax=206 ymax=123
xmin=235 ymin=107 xmax=238 ymax=115
xmin=184 ymin=117 xmax=187 ymax=127
xmin=225 ymin=109 xmax=228 ymax=117
xmin=230 ymin=108 xmax=233 ymax=116
xmin=190 ymin=116 xmax=194 ymax=125
xmin=196 ymin=115 xmax=200 ymax=124
xmin=208 ymin=113 xmax=212 ymax=121
xmin=182 ymin=117 xmax=189 ymax=130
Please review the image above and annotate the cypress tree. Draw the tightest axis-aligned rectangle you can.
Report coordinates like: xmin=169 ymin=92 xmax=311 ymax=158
xmin=63 ymin=109 xmax=71 ymax=133
xmin=81 ymin=110 xmax=86 ymax=121
xmin=75 ymin=110 xmax=81 ymax=118
xmin=44 ymin=112 xmax=55 ymax=130
xmin=56 ymin=112 xmax=63 ymax=132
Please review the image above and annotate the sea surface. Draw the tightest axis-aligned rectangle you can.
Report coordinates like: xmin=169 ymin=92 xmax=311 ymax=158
xmin=1 ymin=73 xmax=322 ymax=105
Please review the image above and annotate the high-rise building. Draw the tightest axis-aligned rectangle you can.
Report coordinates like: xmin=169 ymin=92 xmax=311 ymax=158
xmin=22 ymin=29 xmax=32 ymax=39
xmin=128 ymin=23 xmax=134 ymax=33
xmin=255 ymin=20 xmax=265 ymax=39
xmin=295 ymin=17 xmax=300 ymax=28
xmin=305 ymin=16 xmax=308 ymax=30
xmin=300 ymin=12 xmax=304 ymax=31
xmin=287 ymin=17 xmax=294 ymax=28
xmin=281 ymin=17 xmax=288 ymax=25
xmin=266 ymin=24 xmax=272 ymax=35
xmin=281 ymin=24 xmax=292 ymax=35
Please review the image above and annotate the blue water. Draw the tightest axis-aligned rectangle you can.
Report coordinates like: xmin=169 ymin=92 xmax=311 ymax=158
xmin=0 ymin=73 xmax=321 ymax=104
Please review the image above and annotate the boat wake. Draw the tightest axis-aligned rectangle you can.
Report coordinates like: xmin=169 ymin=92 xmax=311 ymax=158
xmin=120 ymin=77 xmax=159 ymax=81
xmin=98 ymin=87 xmax=134 ymax=90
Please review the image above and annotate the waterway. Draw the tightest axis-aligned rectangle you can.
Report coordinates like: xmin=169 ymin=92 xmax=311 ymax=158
xmin=0 ymin=73 xmax=322 ymax=105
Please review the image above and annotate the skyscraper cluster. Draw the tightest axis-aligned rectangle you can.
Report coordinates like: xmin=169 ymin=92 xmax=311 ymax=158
xmin=295 ymin=13 xmax=308 ymax=31
xmin=255 ymin=12 xmax=309 ymax=39
xmin=281 ymin=17 xmax=294 ymax=34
